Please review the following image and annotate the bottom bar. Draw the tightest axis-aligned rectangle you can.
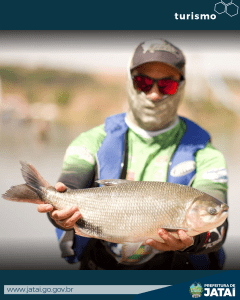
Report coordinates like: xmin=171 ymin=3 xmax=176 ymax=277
xmin=4 ymin=285 xmax=170 ymax=295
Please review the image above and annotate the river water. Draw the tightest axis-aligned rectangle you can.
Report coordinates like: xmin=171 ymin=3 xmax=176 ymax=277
xmin=0 ymin=114 xmax=240 ymax=270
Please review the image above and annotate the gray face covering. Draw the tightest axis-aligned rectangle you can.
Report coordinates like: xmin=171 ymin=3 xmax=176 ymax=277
xmin=126 ymin=39 xmax=186 ymax=131
xmin=126 ymin=72 xmax=186 ymax=132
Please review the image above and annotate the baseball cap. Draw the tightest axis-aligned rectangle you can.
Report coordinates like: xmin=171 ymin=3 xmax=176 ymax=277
xmin=130 ymin=39 xmax=186 ymax=77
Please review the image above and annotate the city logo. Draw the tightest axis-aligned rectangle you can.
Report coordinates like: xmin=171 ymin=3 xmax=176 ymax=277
xmin=189 ymin=282 xmax=203 ymax=298
xmin=214 ymin=0 xmax=239 ymax=17
xmin=204 ymin=284 xmax=236 ymax=297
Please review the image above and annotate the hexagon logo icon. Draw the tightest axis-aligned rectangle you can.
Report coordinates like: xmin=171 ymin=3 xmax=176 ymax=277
xmin=214 ymin=0 xmax=239 ymax=16
xmin=214 ymin=1 xmax=226 ymax=14
xmin=222 ymin=0 xmax=234 ymax=3
xmin=226 ymin=2 xmax=239 ymax=16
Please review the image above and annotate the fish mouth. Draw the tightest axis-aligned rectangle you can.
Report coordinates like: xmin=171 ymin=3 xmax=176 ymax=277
xmin=221 ymin=203 xmax=229 ymax=212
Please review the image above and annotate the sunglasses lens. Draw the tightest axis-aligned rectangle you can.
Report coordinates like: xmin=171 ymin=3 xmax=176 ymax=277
xmin=133 ymin=75 xmax=179 ymax=95
xmin=158 ymin=79 xmax=179 ymax=95
xmin=133 ymin=75 xmax=153 ymax=92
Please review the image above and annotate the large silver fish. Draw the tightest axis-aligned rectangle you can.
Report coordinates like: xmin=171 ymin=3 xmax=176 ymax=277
xmin=2 ymin=161 xmax=228 ymax=260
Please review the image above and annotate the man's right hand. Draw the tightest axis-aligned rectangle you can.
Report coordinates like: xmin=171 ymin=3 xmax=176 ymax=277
xmin=37 ymin=182 xmax=82 ymax=230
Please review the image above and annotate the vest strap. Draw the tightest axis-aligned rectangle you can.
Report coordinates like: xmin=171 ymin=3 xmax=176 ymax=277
xmin=97 ymin=113 xmax=128 ymax=180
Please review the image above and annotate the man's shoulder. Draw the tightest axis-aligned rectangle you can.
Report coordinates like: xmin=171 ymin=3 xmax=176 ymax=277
xmin=195 ymin=142 xmax=227 ymax=184
xmin=193 ymin=142 xmax=228 ymax=202
xmin=63 ymin=124 xmax=106 ymax=165
xmin=70 ymin=123 xmax=106 ymax=146
xmin=196 ymin=142 xmax=226 ymax=163
xmin=179 ymin=117 xmax=210 ymax=137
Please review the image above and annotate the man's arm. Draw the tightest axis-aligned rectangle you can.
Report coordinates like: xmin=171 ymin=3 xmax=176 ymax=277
xmin=44 ymin=163 xmax=96 ymax=231
xmin=188 ymin=142 xmax=228 ymax=254
xmin=38 ymin=124 xmax=106 ymax=231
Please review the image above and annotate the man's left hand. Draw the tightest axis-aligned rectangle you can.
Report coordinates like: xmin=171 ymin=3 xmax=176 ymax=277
xmin=145 ymin=229 xmax=194 ymax=251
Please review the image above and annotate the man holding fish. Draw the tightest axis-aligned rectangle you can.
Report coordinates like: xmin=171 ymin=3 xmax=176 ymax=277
xmin=37 ymin=39 xmax=229 ymax=269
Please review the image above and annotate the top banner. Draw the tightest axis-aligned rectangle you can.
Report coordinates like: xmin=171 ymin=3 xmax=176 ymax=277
xmin=0 ymin=0 xmax=239 ymax=30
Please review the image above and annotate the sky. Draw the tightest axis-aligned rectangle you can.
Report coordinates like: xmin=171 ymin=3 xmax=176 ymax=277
xmin=0 ymin=30 xmax=239 ymax=78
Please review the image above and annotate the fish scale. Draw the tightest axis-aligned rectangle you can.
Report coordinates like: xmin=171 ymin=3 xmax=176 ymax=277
xmin=2 ymin=161 xmax=229 ymax=261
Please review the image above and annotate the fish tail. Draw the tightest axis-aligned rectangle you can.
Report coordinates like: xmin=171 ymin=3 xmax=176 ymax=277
xmin=2 ymin=161 xmax=52 ymax=204
xmin=2 ymin=184 xmax=44 ymax=204
xmin=20 ymin=161 xmax=51 ymax=198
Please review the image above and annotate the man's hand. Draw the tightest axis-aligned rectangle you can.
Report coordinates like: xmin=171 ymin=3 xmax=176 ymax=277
xmin=145 ymin=229 xmax=194 ymax=251
xmin=37 ymin=182 xmax=82 ymax=230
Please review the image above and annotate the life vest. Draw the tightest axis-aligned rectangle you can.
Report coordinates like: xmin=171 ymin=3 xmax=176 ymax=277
xmin=55 ymin=113 xmax=225 ymax=269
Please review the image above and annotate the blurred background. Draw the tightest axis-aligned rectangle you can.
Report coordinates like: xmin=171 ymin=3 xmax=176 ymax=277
xmin=0 ymin=30 xmax=239 ymax=270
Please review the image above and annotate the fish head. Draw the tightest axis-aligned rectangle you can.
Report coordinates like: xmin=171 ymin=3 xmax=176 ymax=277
xmin=185 ymin=194 xmax=229 ymax=234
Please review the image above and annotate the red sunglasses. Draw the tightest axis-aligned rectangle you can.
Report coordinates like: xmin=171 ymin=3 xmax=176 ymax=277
xmin=132 ymin=74 xmax=181 ymax=95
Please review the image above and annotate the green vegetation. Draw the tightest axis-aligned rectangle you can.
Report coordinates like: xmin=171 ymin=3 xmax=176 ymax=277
xmin=56 ymin=90 xmax=71 ymax=106
xmin=0 ymin=65 xmax=127 ymax=127
xmin=0 ymin=65 xmax=100 ymax=106
xmin=0 ymin=66 xmax=97 ymax=86
xmin=0 ymin=68 xmax=23 ymax=82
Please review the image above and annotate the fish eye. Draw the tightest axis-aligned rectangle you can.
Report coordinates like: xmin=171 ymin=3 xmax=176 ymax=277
xmin=209 ymin=208 xmax=217 ymax=215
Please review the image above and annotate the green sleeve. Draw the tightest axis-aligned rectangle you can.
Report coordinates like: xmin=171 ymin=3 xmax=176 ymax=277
xmin=58 ymin=124 xmax=106 ymax=189
xmin=192 ymin=142 xmax=228 ymax=203
xmin=185 ymin=142 xmax=229 ymax=256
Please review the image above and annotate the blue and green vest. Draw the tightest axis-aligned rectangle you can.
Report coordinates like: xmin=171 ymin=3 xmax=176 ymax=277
xmin=55 ymin=113 xmax=225 ymax=269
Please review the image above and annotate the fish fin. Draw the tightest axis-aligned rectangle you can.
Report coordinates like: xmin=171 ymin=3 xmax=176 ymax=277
xmin=121 ymin=242 xmax=143 ymax=261
xmin=73 ymin=225 xmax=93 ymax=238
xmin=96 ymin=179 xmax=131 ymax=186
xmin=2 ymin=184 xmax=44 ymax=204
xmin=162 ymin=227 xmax=189 ymax=232
xmin=19 ymin=161 xmax=51 ymax=199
